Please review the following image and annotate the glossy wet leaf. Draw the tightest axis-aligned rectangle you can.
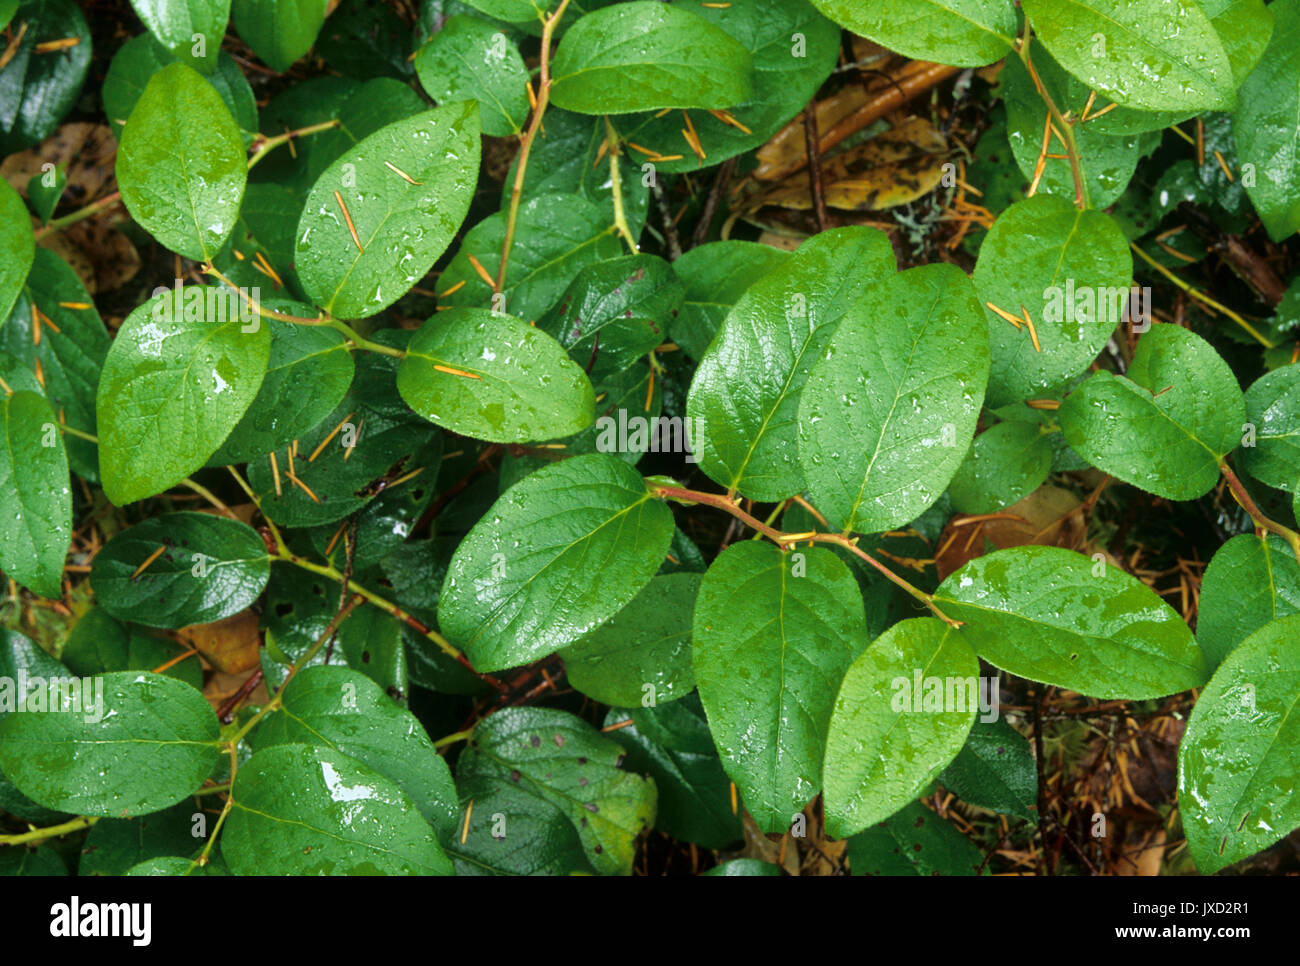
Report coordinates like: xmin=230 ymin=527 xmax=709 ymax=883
xmin=0 ymin=0 xmax=92 ymax=153
xmin=116 ymin=63 xmax=246 ymax=261
xmin=1241 ymin=363 xmax=1300 ymax=492
xmin=456 ymin=707 xmax=657 ymax=876
xmin=296 ymin=103 xmax=481 ymax=319
xmin=251 ymin=666 xmax=457 ymax=840
xmin=810 ymin=0 xmax=1016 ymax=67
xmin=693 ymin=541 xmax=864 ymax=833
xmin=128 ymin=0 xmax=230 ymax=71
xmin=1196 ymin=534 xmax=1300 ymax=670
xmin=0 ymin=390 xmax=70 ymax=598
xmin=398 ymin=307 xmax=595 ymax=443
xmin=823 ymin=618 xmax=979 ymax=839
xmin=973 ymin=196 xmax=1133 ymax=405
xmin=61 ymin=608 xmax=201 ymax=690
xmin=948 ymin=420 xmax=1053 ymax=514
xmin=232 ymin=0 xmax=329 ymax=73
xmin=550 ymin=2 xmax=752 ymax=115
xmin=0 ymin=179 xmax=33 ymax=324
xmin=447 ymin=770 xmax=593 ymax=875
xmin=95 ymin=286 xmax=271 ymax=505
xmin=562 ymin=573 xmax=700 ymax=707
xmin=688 ymin=227 xmax=896 ymax=502
xmin=225 ymin=744 xmax=453 ymax=875
xmin=415 ymin=14 xmax=529 ymax=137
xmin=1179 ymin=616 xmax=1300 ymax=874
xmin=439 ymin=453 xmax=673 ymax=672
xmin=939 ymin=718 xmax=1038 ymax=822
xmin=79 ymin=802 xmax=202 ymax=876
xmin=1023 ymin=0 xmax=1234 ymax=113
xmin=0 ymin=671 xmax=220 ymax=817
xmin=669 ymin=241 xmax=789 ymax=362
xmin=1059 ymin=323 xmax=1245 ymax=500
xmin=1231 ymin=0 xmax=1300 ymax=241
xmin=846 ymin=800 xmax=984 ymax=874
xmin=935 ymin=545 xmax=1207 ymax=699
xmin=798 ymin=263 xmax=990 ymax=533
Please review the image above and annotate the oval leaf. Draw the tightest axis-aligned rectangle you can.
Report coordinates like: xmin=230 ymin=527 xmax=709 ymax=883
xmin=0 ymin=390 xmax=71 ymax=598
xmin=415 ymin=14 xmax=530 ymax=137
xmin=810 ymin=0 xmax=1016 ymax=67
xmin=0 ymin=179 xmax=34 ymax=323
xmin=1196 ymin=533 xmax=1300 ymax=670
xmin=1241 ymin=365 xmax=1300 ymax=493
xmin=232 ymin=0 xmax=329 ymax=73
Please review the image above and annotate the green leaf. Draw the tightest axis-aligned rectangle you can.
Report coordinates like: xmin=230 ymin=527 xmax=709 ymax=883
xmin=809 ymin=0 xmax=1016 ymax=67
xmin=316 ymin=0 xmax=413 ymax=79
xmin=95 ymin=286 xmax=271 ymax=504
xmin=1196 ymin=534 xmax=1300 ymax=670
xmin=1023 ymin=0 xmax=1235 ymax=113
xmin=225 ymin=744 xmax=453 ymax=874
xmin=456 ymin=707 xmax=657 ymax=876
xmin=1231 ymin=0 xmax=1300 ymax=241
xmin=1059 ymin=323 xmax=1245 ymax=500
xmin=398 ymin=307 xmax=594 ymax=443
xmin=0 ymin=390 xmax=70 ymax=598
xmin=90 ymin=512 xmax=271 ymax=629
xmin=128 ymin=0 xmax=230 ymax=72
xmin=415 ymin=15 xmax=529 ymax=137
xmin=0 ymin=671 xmax=220 ymax=817
xmin=116 ymin=63 xmax=246 ymax=260
xmin=687 ymin=226 xmax=896 ymax=502
xmin=209 ymin=314 xmax=355 ymax=465
xmin=295 ymin=104 xmax=481 ymax=319
xmin=232 ymin=0 xmax=329 ymax=73
xmin=669 ymin=240 xmax=789 ymax=362
xmin=0 ymin=179 xmax=34 ymax=324
xmin=25 ymin=165 xmax=64 ymax=225
xmin=61 ymin=609 xmax=201 ymax=689
xmin=939 ymin=718 xmax=1038 ymax=821
xmin=935 ymin=545 xmax=1207 ymax=698
xmin=102 ymin=34 xmax=257 ymax=139
xmin=948 ymin=420 xmax=1053 ymax=513
xmin=439 ymin=193 xmax=622 ymax=322
xmin=1241 ymin=358 xmax=1300 ymax=493
xmin=563 ymin=573 xmax=700 ymax=707
xmin=693 ymin=541 xmax=864 ymax=832
xmin=537 ymin=254 xmax=683 ymax=380
xmin=447 ymin=769 xmax=592 ymax=875
xmin=251 ymin=666 xmax=458 ymax=841
xmin=1203 ymin=0 xmax=1274 ymax=88
xmin=798 ymin=262 xmax=991 ymax=533
xmin=550 ymin=2 xmax=752 ymax=115
xmin=0 ymin=0 xmax=92 ymax=153
xmin=704 ymin=858 xmax=780 ymax=876
xmin=0 ymin=845 xmax=66 ymax=875
xmin=439 ymin=453 xmax=673 ymax=672
xmin=1 ymin=249 xmax=110 ymax=481
xmin=79 ymin=802 xmax=201 ymax=875
xmin=973 ymin=196 xmax=1133 ymax=405
xmin=823 ymin=618 xmax=978 ymax=839
xmin=846 ymin=800 xmax=984 ymax=874
xmin=1179 ymin=616 xmax=1300 ymax=874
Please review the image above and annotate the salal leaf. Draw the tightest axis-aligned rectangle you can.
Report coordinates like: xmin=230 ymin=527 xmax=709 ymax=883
xmin=809 ymin=0 xmax=1016 ymax=67
xmin=61 ymin=608 xmax=201 ymax=689
xmin=935 ymin=545 xmax=1207 ymax=698
xmin=823 ymin=618 xmax=978 ymax=839
xmin=846 ymin=800 xmax=984 ymax=875
xmin=1059 ymin=323 xmax=1244 ymax=500
xmin=563 ymin=573 xmax=700 ymax=707
xmin=693 ymin=541 xmax=864 ymax=833
xmin=974 ymin=196 xmax=1132 ymax=405
xmin=251 ymin=666 xmax=457 ymax=840
xmin=706 ymin=858 xmax=780 ymax=876
xmin=0 ymin=671 xmax=220 ymax=817
xmin=415 ymin=14 xmax=529 ymax=137
xmin=1231 ymin=0 xmax=1300 ymax=241
xmin=456 ymin=707 xmax=657 ymax=876
xmin=232 ymin=0 xmax=329 ymax=73
xmin=669 ymin=240 xmax=789 ymax=361
xmin=1022 ymin=0 xmax=1234 ymax=113
xmin=128 ymin=0 xmax=231 ymax=71
xmin=438 ymin=193 xmax=621 ymax=322
xmin=1241 ymin=355 xmax=1300 ymax=492
xmin=90 ymin=512 xmax=271 ymax=629
xmin=95 ymin=286 xmax=271 ymax=505
xmin=449 ymin=770 xmax=592 ymax=875
xmin=939 ymin=719 xmax=1038 ymax=822
xmin=398 ymin=307 xmax=594 ymax=443
xmin=1203 ymin=0 xmax=1274 ymax=87
xmin=538 ymin=254 xmax=683 ymax=380
xmin=1197 ymin=534 xmax=1300 ymax=670
xmin=687 ymin=226 xmax=896 ymax=501
xmin=296 ymin=103 xmax=481 ymax=319
xmin=0 ymin=844 xmax=66 ymax=875
xmin=0 ymin=390 xmax=70 ymax=598
xmin=78 ymin=802 xmax=201 ymax=875
xmin=550 ymin=2 xmax=753 ymax=115
xmin=225 ymin=744 xmax=453 ymax=874
xmin=1179 ymin=616 xmax=1300 ymax=874
xmin=209 ymin=314 xmax=355 ymax=464
xmin=116 ymin=63 xmax=245 ymax=260
xmin=0 ymin=179 xmax=33 ymax=323
xmin=439 ymin=453 xmax=673 ymax=672
xmin=0 ymin=0 xmax=92 ymax=153
xmin=798 ymin=263 xmax=990 ymax=533
xmin=948 ymin=419 xmax=1053 ymax=514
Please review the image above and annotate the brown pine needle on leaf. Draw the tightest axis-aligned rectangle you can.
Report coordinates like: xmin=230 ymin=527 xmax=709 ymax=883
xmin=985 ymin=300 xmax=1023 ymax=329
xmin=130 ymin=545 xmax=168 ymax=580
xmin=466 ymin=253 xmax=496 ymax=288
xmin=384 ymin=160 xmax=423 ymax=185
xmin=433 ymin=363 xmax=482 ymax=379
xmin=334 ymin=190 xmax=363 ymax=252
